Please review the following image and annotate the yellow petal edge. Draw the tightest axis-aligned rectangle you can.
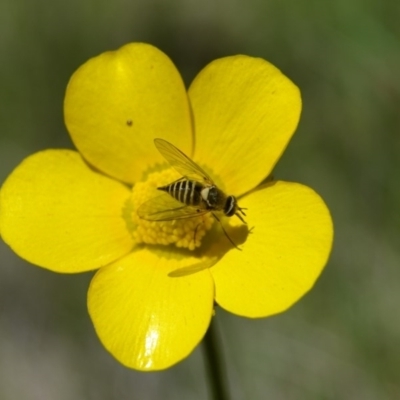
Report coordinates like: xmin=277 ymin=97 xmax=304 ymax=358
xmin=189 ymin=55 xmax=301 ymax=195
xmin=212 ymin=181 xmax=333 ymax=317
xmin=0 ymin=150 xmax=133 ymax=273
xmin=64 ymin=43 xmax=193 ymax=184
xmin=88 ymin=248 xmax=214 ymax=370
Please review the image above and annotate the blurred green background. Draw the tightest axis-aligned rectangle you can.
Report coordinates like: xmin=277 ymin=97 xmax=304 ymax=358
xmin=1 ymin=0 xmax=399 ymax=399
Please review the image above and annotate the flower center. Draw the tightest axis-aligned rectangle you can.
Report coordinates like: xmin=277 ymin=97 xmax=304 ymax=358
xmin=129 ymin=169 xmax=214 ymax=251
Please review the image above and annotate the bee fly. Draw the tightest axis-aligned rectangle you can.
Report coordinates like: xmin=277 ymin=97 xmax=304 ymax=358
xmin=137 ymin=138 xmax=247 ymax=249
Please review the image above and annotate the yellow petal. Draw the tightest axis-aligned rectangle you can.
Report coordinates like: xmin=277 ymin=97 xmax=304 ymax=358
xmin=64 ymin=43 xmax=193 ymax=184
xmin=0 ymin=150 xmax=133 ymax=273
xmin=88 ymin=248 xmax=214 ymax=370
xmin=189 ymin=56 xmax=301 ymax=195
xmin=211 ymin=181 xmax=333 ymax=317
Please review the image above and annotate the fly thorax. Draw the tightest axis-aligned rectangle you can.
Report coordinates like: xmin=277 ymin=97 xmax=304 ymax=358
xmin=201 ymin=186 xmax=220 ymax=208
xmin=200 ymin=187 xmax=210 ymax=204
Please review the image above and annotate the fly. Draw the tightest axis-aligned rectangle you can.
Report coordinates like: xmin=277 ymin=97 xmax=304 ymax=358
xmin=137 ymin=138 xmax=247 ymax=249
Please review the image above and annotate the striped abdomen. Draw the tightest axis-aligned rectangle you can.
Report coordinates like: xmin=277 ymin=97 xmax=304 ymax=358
xmin=158 ymin=180 xmax=204 ymax=206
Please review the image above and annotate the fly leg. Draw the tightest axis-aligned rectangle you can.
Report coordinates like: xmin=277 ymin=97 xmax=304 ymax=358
xmin=212 ymin=213 xmax=241 ymax=251
xmin=192 ymin=219 xmax=204 ymax=249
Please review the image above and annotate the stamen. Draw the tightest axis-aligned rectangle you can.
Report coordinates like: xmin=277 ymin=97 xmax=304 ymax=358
xmin=129 ymin=169 xmax=214 ymax=250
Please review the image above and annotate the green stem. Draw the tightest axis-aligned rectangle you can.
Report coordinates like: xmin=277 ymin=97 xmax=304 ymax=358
xmin=203 ymin=315 xmax=230 ymax=400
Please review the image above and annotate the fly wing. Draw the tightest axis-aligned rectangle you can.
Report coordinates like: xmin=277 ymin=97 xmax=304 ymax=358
xmin=137 ymin=193 xmax=209 ymax=221
xmin=154 ymin=138 xmax=213 ymax=184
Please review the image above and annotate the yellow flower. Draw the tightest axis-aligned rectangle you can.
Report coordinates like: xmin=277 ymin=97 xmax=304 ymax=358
xmin=0 ymin=43 xmax=333 ymax=371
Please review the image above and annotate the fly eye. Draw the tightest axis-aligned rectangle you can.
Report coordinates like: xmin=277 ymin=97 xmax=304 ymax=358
xmin=223 ymin=196 xmax=236 ymax=217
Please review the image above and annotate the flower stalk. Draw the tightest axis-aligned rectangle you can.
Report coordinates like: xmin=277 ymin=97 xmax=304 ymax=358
xmin=203 ymin=315 xmax=230 ymax=400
